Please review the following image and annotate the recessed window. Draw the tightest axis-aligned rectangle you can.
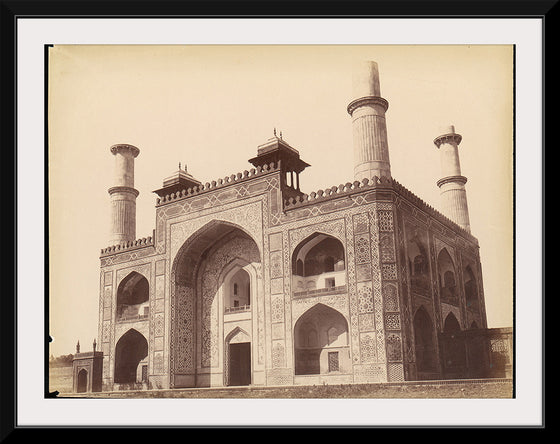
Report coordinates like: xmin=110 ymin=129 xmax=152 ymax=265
xmin=328 ymin=352 xmax=339 ymax=372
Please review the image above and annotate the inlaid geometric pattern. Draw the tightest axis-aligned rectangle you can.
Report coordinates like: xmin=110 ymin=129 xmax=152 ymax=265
xmin=355 ymin=263 xmax=372 ymax=282
xmin=271 ymin=295 xmax=284 ymax=322
xmin=386 ymin=333 xmax=403 ymax=362
xmin=358 ymin=312 xmax=375 ymax=332
xmin=381 ymin=263 xmax=397 ymax=280
xmin=269 ymin=250 xmax=283 ymax=279
xmin=174 ymin=286 xmax=194 ymax=372
xmin=379 ymin=232 xmax=396 ymax=262
xmin=360 ymin=332 xmax=377 ymax=363
xmin=384 ymin=313 xmax=401 ymax=330
xmin=388 ymin=362 xmax=405 ymax=382
xmin=354 ymin=233 xmax=371 ymax=264
xmin=354 ymin=364 xmax=386 ymax=383
xmin=383 ymin=283 xmax=399 ymax=311
xmin=378 ymin=210 xmax=394 ymax=232
xmin=357 ymin=281 xmax=374 ymax=313
xmin=272 ymin=341 xmax=286 ymax=368
xmin=353 ymin=212 xmax=369 ymax=234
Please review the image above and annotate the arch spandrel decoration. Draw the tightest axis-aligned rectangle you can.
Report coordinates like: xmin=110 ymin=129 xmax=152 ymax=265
xmin=169 ymin=200 xmax=264 ymax=261
xmin=288 ymin=218 xmax=346 ymax=257
xmin=225 ymin=326 xmax=251 ymax=344
xmin=170 ymin=220 xmax=261 ymax=382
xmin=440 ymin=305 xmax=462 ymax=332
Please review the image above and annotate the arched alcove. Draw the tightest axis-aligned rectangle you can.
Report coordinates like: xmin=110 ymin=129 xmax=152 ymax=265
xmin=294 ymin=304 xmax=349 ymax=375
xmin=413 ymin=307 xmax=437 ymax=374
xmin=114 ymin=328 xmax=148 ymax=384
xmin=407 ymin=231 xmax=430 ymax=295
xmin=438 ymin=249 xmax=457 ymax=304
xmin=170 ymin=220 xmax=261 ymax=387
xmin=464 ymin=265 xmax=479 ymax=310
xmin=116 ymin=271 xmax=149 ymax=321
xmin=441 ymin=312 xmax=466 ymax=373
xmin=77 ymin=368 xmax=88 ymax=393
xmin=221 ymin=262 xmax=252 ymax=313
xmin=291 ymin=233 xmax=346 ymax=295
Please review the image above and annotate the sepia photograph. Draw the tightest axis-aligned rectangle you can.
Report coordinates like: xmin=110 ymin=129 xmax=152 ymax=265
xmin=47 ymin=43 xmax=514 ymax=395
xmin=14 ymin=16 xmax=543 ymax=427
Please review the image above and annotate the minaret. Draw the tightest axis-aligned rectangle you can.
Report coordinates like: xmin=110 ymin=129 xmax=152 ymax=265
xmin=108 ymin=144 xmax=140 ymax=245
xmin=347 ymin=61 xmax=391 ymax=181
xmin=433 ymin=126 xmax=471 ymax=232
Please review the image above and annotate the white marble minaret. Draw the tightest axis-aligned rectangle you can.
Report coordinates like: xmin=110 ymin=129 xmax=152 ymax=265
xmin=433 ymin=126 xmax=471 ymax=232
xmin=108 ymin=144 xmax=140 ymax=245
xmin=347 ymin=61 xmax=391 ymax=181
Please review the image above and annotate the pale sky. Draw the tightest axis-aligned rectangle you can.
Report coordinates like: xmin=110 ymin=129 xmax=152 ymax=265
xmin=48 ymin=44 xmax=514 ymax=357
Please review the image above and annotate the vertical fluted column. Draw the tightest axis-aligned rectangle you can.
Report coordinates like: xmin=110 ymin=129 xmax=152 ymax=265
xmin=108 ymin=144 xmax=140 ymax=245
xmin=347 ymin=61 xmax=391 ymax=181
xmin=434 ymin=126 xmax=471 ymax=232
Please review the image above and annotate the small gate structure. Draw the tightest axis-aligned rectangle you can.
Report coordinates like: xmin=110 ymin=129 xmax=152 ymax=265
xmin=72 ymin=340 xmax=103 ymax=393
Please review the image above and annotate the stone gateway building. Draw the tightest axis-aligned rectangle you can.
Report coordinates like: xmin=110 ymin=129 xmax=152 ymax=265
xmin=92 ymin=61 xmax=511 ymax=392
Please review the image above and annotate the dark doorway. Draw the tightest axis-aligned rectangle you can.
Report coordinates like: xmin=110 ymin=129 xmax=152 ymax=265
xmin=114 ymin=329 xmax=148 ymax=383
xmin=228 ymin=342 xmax=251 ymax=386
xmin=77 ymin=369 xmax=88 ymax=393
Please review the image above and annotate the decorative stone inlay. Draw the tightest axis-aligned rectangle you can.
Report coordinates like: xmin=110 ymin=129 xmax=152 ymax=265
xmin=269 ymin=232 xmax=283 ymax=252
xmin=381 ymin=263 xmax=397 ymax=280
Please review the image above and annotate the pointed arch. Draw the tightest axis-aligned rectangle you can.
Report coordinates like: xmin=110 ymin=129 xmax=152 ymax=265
xmin=172 ymin=219 xmax=261 ymax=287
xmin=116 ymin=271 xmax=149 ymax=321
xmin=114 ymin=328 xmax=148 ymax=384
xmin=291 ymin=232 xmax=346 ymax=293
xmin=77 ymin=369 xmax=88 ymax=393
xmin=438 ymin=248 xmax=457 ymax=304
xmin=441 ymin=312 xmax=466 ymax=373
xmin=443 ymin=312 xmax=461 ymax=333
xmin=224 ymin=326 xmax=252 ymax=387
xmin=407 ymin=229 xmax=430 ymax=295
xmin=218 ymin=257 xmax=258 ymax=313
xmin=464 ymin=265 xmax=479 ymax=310
xmin=169 ymin=220 xmax=261 ymax=386
xmin=293 ymin=303 xmax=349 ymax=375
xmin=413 ymin=306 xmax=437 ymax=373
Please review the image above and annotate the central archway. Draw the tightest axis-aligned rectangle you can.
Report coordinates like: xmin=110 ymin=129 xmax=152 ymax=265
xmin=171 ymin=220 xmax=261 ymax=388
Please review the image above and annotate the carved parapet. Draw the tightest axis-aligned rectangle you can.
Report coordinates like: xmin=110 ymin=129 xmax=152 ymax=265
xmin=283 ymin=175 xmax=393 ymax=209
xmin=391 ymin=179 xmax=476 ymax=241
xmin=100 ymin=235 xmax=154 ymax=256
xmin=155 ymin=161 xmax=281 ymax=206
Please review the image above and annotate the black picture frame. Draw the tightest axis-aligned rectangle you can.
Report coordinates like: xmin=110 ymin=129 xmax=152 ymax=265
xmin=3 ymin=0 xmax=551 ymax=436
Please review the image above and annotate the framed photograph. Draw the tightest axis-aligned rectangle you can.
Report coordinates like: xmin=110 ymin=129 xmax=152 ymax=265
xmin=5 ymin=2 xmax=548 ymax=432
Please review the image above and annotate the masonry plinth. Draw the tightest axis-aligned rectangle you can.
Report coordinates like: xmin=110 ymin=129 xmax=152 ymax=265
xmin=434 ymin=126 xmax=471 ymax=232
xmin=347 ymin=61 xmax=391 ymax=181
xmin=108 ymin=144 xmax=140 ymax=245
